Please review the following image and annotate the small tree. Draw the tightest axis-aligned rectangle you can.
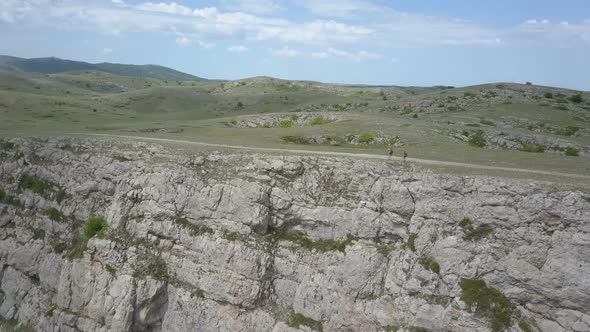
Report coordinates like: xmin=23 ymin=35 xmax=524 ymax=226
xmin=569 ymin=94 xmax=583 ymax=104
xmin=236 ymin=101 xmax=244 ymax=109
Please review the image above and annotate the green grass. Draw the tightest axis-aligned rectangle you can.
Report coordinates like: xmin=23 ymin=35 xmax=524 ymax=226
xmin=281 ymin=135 xmax=311 ymax=145
xmin=275 ymin=230 xmax=358 ymax=253
xmin=84 ymin=216 xmax=109 ymax=238
xmin=468 ymin=130 xmax=486 ymax=148
xmin=358 ymin=133 xmax=375 ymax=144
xmin=45 ymin=207 xmax=62 ymax=221
xmin=113 ymin=155 xmax=131 ymax=162
xmin=309 ymin=116 xmax=332 ymax=126
xmin=133 ymin=254 xmax=169 ymax=281
xmin=460 ymin=278 xmax=514 ymax=332
xmin=565 ymin=147 xmax=579 ymax=156
xmin=175 ymin=218 xmax=214 ymax=236
xmin=279 ymin=119 xmax=295 ymax=128
xmin=520 ymin=144 xmax=545 ymax=153
xmin=459 ymin=217 xmax=494 ymax=241
xmin=18 ymin=173 xmax=65 ymax=203
xmin=419 ymin=256 xmax=441 ymax=274
xmin=286 ymin=312 xmax=323 ymax=332
xmin=554 ymin=126 xmax=580 ymax=136
xmin=407 ymin=233 xmax=417 ymax=252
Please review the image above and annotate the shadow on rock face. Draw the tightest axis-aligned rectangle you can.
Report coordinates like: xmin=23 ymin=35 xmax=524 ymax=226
xmin=131 ymin=283 xmax=169 ymax=332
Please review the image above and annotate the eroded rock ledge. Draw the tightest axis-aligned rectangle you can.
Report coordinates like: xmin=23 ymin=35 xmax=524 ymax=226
xmin=0 ymin=137 xmax=589 ymax=332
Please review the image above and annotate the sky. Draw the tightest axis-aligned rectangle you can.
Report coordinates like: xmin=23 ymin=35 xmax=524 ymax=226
xmin=1 ymin=0 xmax=589 ymax=89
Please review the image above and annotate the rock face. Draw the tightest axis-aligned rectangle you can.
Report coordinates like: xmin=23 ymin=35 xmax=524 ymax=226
xmin=0 ymin=137 xmax=589 ymax=332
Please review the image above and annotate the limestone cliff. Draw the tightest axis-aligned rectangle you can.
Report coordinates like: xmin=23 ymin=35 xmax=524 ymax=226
xmin=0 ymin=137 xmax=589 ymax=332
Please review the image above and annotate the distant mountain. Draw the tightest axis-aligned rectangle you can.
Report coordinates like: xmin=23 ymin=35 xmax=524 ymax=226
xmin=0 ymin=55 xmax=205 ymax=81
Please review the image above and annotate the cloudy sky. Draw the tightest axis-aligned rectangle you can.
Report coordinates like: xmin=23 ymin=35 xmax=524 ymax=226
xmin=1 ymin=0 xmax=589 ymax=89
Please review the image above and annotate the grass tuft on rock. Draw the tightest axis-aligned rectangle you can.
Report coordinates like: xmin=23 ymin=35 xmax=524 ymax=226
xmin=468 ymin=130 xmax=486 ymax=148
xmin=419 ymin=256 xmax=441 ymax=274
xmin=275 ymin=230 xmax=358 ymax=253
xmin=407 ymin=233 xmax=417 ymax=252
xmin=84 ymin=216 xmax=109 ymax=239
xmin=287 ymin=312 xmax=323 ymax=332
xmin=175 ymin=218 xmax=214 ymax=237
xmin=460 ymin=278 xmax=514 ymax=332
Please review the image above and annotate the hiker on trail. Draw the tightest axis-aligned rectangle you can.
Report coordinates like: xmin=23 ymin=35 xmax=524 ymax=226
xmin=403 ymin=150 xmax=408 ymax=162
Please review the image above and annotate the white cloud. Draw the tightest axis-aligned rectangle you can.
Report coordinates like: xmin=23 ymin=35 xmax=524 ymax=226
xmin=221 ymin=0 xmax=284 ymax=15
xmin=100 ymin=48 xmax=113 ymax=55
xmin=311 ymin=48 xmax=381 ymax=61
xmin=175 ymin=36 xmax=192 ymax=47
xmin=111 ymin=0 xmax=125 ymax=4
xmin=295 ymin=0 xmax=381 ymax=19
xmin=270 ymin=46 xmax=300 ymax=57
xmin=227 ymin=45 xmax=249 ymax=52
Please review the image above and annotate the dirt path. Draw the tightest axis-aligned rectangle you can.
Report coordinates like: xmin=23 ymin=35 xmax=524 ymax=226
xmin=78 ymin=133 xmax=590 ymax=180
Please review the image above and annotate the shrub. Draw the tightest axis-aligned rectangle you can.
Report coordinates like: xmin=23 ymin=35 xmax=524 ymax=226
xmin=309 ymin=116 xmax=331 ymax=126
xmin=464 ymin=225 xmax=494 ymax=241
xmin=279 ymin=120 xmax=295 ymax=128
xmin=468 ymin=130 xmax=486 ymax=148
xmin=18 ymin=174 xmax=65 ymax=203
xmin=464 ymin=92 xmax=475 ymax=97
xmin=287 ymin=312 xmax=323 ymax=332
xmin=518 ymin=320 xmax=532 ymax=332
xmin=520 ymin=144 xmax=545 ymax=153
xmin=525 ymin=81 xmax=532 ymax=85
xmin=84 ymin=216 xmax=109 ymax=238
xmin=460 ymin=278 xmax=514 ymax=332
xmin=419 ymin=256 xmax=441 ymax=274
xmin=275 ymin=230 xmax=358 ymax=253
xmin=555 ymin=126 xmax=580 ymax=136
xmin=407 ymin=233 xmax=417 ymax=252
xmin=45 ymin=208 xmax=62 ymax=221
xmin=565 ymin=147 xmax=579 ymax=156
xmin=0 ymin=141 xmax=15 ymax=150
xmin=236 ymin=101 xmax=244 ymax=109
xmin=544 ymin=92 xmax=553 ymax=99
xmin=401 ymin=107 xmax=413 ymax=115
xmin=175 ymin=218 xmax=214 ymax=236
xmin=133 ymin=254 xmax=169 ymax=281
xmin=32 ymin=229 xmax=46 ymax=240
xmin=113 ymin=155 xmax=130 ymax=162
xmin=459 ymin=217 xmax=493 ymax=241
xmin=281 ymin=136 xmax=311 ymax=145
xmin=569 ymin=94 xmax=583 ymax=104
xmin=358 ymin=133 xmax=375 ymax=144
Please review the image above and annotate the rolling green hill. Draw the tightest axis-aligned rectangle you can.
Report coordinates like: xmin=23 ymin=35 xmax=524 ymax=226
xmin=0 ymin=55 xmax=205 ymax=81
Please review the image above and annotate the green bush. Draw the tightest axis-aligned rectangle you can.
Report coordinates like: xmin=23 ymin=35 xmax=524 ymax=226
xmin=520 ymin=144 xmax=545 ymax=153
xmin=569 ymin=94 xmax=583 ymax=104
xmin=459 ymin=217 xmax=494 ymax=241
xmin=287 ymin=312 xmax=323 ymax=332
xmin=464 ymin=92 xmax=475 ymax=97
xmin=464 ymin=225 xmax=494 ymax=241
xmin=275 ymin=230 xmax=358 ymax=253
xmin=544 ymin=92 xmax=553 ymax=99
xmin=419 ymin=256 xmax=441 ymax=274
xmin=281 ymin=136 xmax=311 ymax=145
xmin=113 ymin=155 xmax=130 ymax=162
xmin=45 ymin=208 xmax=62 ymax=221
xmin=565 ymin=147 xmax=579 ymax=156
xmin=401 ymin=107 xmax=413 ymax=115
xmin=0 ymin=141 xmax=15 ymax=150
xmin=555 ymin=126 xmax=580 ymax=136
xmin=84 ymin=216 xmax=109 ymax=238
xmin=175 ymin=218 xmax=214 ymax=236
xmin=460 ymin=278 xmax=514 ymax=332
xmin=407 ymin=233 xmax=417 ymax=252
xmin=279 ymin=120 xmax=295 ymax=128
xmin=468 ymin=130 xmax=486 ymax=148
xmin=358 ymin=133 xmax=375 ymax=144
xmin=18 ymin=173 xmax=65 ymax=202
xmin=309 ymin=116 xmax=331 ymax=126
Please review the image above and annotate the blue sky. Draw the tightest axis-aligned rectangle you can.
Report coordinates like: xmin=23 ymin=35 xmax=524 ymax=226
xmin=1 ymin=0 xmax=589 ymax=89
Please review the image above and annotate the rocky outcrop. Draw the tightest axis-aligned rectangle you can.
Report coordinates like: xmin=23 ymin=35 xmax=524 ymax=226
xmin=0 ymin=137 xmax=589 ymax=332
